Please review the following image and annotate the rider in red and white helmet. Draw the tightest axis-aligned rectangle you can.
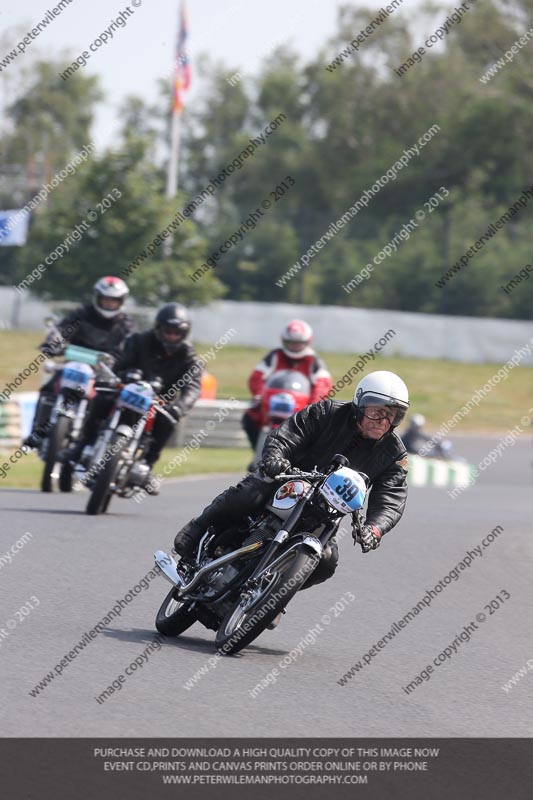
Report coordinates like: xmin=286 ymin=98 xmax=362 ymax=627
xmin=23 ymin=276 xmax=134 ymax=449
xmin=280 ymin=319 xmax=314 ymax=358
xmin=93 ymin=276 xmax=129 ymax=319
xmin=242 ymin=319 xmax=333 ymax=448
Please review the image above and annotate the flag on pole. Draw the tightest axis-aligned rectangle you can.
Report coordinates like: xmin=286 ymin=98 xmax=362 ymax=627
xmin=0 ymin=209 xmax=30 ymax=246
xmin=173 ymin=2 xmax=191 ymax=113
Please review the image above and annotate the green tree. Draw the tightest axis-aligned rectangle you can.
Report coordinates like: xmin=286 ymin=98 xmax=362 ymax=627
xmin=15 ymin=136 xmax=224 ymax=306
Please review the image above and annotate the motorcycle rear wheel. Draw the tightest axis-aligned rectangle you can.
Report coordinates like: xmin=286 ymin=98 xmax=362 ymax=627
xmin=215 ymin=547 xmax=319 ymax=656
xmin=155 ymin=588 xmax=199 ymax=636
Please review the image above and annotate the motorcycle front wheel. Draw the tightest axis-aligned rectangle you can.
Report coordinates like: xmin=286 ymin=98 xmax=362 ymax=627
xmin=155 ymin=588 xmax=199 ymax=636
xmin=41 ymin=415 xmax=72 ymax=493
xmin=59 ymin=461 xmax=73 ymax=493
xmin=85 ymin=433 xmax=127 ymax=515
xmin=215 ymin=546 xmax=319 ymax=656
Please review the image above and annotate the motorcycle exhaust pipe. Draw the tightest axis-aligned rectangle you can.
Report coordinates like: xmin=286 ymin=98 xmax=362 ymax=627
xmin=154 ymin=541 xmax=264 ymax=594
xmin=154 ymin=550 xmax=185 ymax=588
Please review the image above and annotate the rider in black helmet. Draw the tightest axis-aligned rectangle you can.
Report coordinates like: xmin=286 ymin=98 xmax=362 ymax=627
xmin=64 ymin=303 xmax=203 ymax=485
xmin=153 ymin=303 xmax=191 ymax=354
xmin=115 ymin=303 xmax=203 ymax=472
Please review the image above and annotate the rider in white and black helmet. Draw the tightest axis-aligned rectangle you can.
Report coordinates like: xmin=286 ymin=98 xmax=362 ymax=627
xmin=23 ymin=276 xmax=134 ymax=449
xmin=92 ymin=275 xmax=130 ymax=319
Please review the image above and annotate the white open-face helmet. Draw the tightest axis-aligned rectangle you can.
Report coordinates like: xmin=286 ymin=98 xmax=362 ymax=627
xmin=281 ymin=319 xmax=314 ymax=359
xmin=93 ymin=276 xmax=129 ymax=319
xmin=353 ymin=370 xmax=409 ymax=429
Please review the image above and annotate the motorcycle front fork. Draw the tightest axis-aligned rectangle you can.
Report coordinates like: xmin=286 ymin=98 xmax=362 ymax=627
xmin=66 ymin=398 xmax=88 ymax=442
xmin=93 ymin=409 xmax=149 ymax=473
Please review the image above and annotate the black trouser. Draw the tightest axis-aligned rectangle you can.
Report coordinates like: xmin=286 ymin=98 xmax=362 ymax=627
xmin=185 ymin=474 xmax=339 ymax=590
xmin=80 ymin=394 xmax=176 ymax=466
xmin=241 ymin=410 xmax=260 ymax=448
xmin=144 ymin=415 xmax=176 ymax=465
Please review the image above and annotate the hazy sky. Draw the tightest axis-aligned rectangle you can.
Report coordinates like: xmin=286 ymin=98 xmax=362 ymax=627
xmin=1 ymin=0 xmax=418 ymax=150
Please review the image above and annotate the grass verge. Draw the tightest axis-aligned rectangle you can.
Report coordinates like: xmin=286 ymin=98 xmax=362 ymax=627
xmin=1 ymin=330 xmax=531 ymax=453
xmin=0 ymin=447 xmax=250 ymax=490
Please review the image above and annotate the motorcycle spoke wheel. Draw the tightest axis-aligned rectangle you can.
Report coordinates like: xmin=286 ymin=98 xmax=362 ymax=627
xmin=155 ymin=588 xmax=199 ymax=637
xmin=215 ymin=548 xmax=318 ymax=656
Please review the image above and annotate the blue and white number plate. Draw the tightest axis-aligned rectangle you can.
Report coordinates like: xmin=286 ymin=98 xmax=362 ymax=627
xmin=319 ymin=467 xmax=366 ymax=514
xmin=118 ymin=382 xmax=154 ymax=414
xmin=60 ymin=361 xmax=94 ymax=395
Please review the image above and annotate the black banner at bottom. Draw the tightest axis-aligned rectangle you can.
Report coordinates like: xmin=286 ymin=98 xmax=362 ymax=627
xmin=3 ymin=738 xmax=531 ymax=799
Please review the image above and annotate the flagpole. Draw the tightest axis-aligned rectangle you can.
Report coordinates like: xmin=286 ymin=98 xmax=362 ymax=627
xmin=164 ymin=1 xmax=187 ymax=255
xmin=166 ymin=0 xmax=189 ymax=202
xmin=166 ymin=108 xmax=181 ymax=200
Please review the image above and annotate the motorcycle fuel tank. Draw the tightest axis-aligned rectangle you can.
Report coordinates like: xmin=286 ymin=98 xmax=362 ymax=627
xmin=265 ymin=479 xmax=311 ymax=520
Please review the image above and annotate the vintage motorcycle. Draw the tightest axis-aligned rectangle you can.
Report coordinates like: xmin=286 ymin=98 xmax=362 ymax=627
xmin=154 ymin=454 xmax=367 ymax=655
xmin=81 ymin=361 xmax=176 ymax=515
xmin=36 ymin=318 xmax=101 ymax=493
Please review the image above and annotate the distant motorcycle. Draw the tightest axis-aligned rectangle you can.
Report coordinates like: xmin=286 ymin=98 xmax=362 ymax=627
xmin=36 ymin=318 xmax=101 ymax=493
xmin=250 ymin=370 xmax=312 ymax=470
xmin=402 ymin=414 xmax=464 ymax=461
xmin=154 ymin=454 xmax=368 ymax=655
xmin=82 ymin=361 xmax=176 ymax=515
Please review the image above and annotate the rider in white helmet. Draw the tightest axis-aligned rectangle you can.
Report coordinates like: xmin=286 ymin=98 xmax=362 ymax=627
xmin=22 ymin=276 xmax=133 ymax=449
xmin=175 ymin=370 xmax=410 ymax=593
xmin=352 ymin=370 xmax=410 ymax=440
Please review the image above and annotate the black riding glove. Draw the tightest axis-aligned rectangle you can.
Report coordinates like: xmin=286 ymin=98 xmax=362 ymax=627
xmin=260 ymin=457 xmax=291 ymax=479
xmin=40 ymin=341 xmax=65 ymax=358
xmin=357 ymin=524 xmax=382 ymax=554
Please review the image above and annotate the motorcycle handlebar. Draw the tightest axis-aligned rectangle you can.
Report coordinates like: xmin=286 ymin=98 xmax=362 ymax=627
xmin=274 ymin=469 xmax=326 ymax=481
xmin=96 ymin=360 xmax=119 ymax=381
xmin=155 ymin=404 xmax=178 ymax=425
xmin=274 ymin=462 xmax=370 ymax=485
xmin=43 ymin=359 xmax=63 ymax=373
xmin=43 ymin=317 xmax=68 ymax=353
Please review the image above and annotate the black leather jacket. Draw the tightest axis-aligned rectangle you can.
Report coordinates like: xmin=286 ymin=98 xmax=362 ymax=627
xmin=41 ymin=304 xmax=134 ymax=356
xmin=261 ymin=400 xmax=408 ymax=536
xmin=114 ymin=330 xmax=202 ymax=419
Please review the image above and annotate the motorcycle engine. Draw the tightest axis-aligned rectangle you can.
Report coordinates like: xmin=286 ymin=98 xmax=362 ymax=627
xmin=242 ymin=514 xmax=279 ymax=545
xmin=204 ymin=563 xmax=240 ymax=595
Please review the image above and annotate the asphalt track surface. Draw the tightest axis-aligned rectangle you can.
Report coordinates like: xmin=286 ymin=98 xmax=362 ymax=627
xmin=1 ymin=435 xmax=531 ymax=737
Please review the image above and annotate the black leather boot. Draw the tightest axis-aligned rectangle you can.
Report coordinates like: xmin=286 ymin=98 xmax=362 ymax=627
xmin=174 ymin=476 xmax=273 ymax=558
xmin=174 ymin=518 xmax=207 ymax=558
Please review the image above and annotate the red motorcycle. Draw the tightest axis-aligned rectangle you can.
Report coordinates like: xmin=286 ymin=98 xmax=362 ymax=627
xmin=249 ymin=370 xmax=312 ymax=470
